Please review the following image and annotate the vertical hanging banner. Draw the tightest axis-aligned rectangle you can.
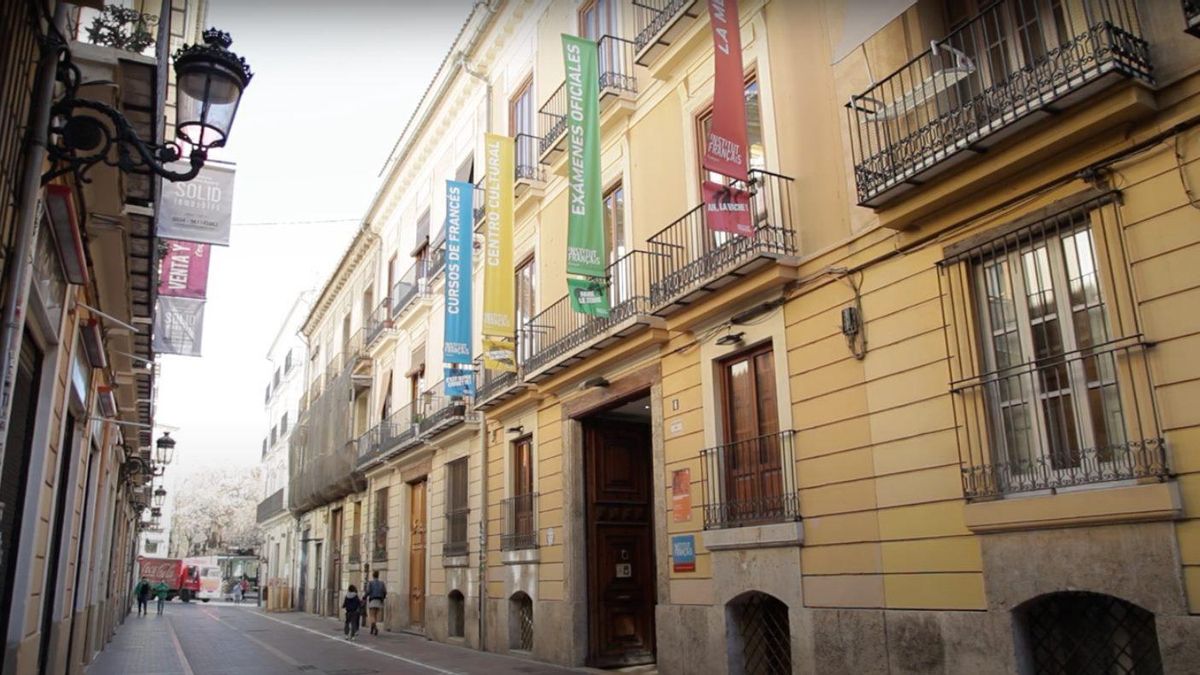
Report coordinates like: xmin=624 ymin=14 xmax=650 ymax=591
xmin=158 ymin=161 xmax=236 ymax=246
xmin=702 ymin=180 xmax=753 ymax=237
xmin=703 ymin=0 xmax=749 ymax=183
xmin=443 ymin=180 xmax=474 ymax=365
xmin=562 ymin=34 xmax=609 ymax=317
xmin=152 ymin=296 xmax=205 ymax=356
xmin=482 ymin=133 xmax=517 ymax=372
xmin=157 ymin=239 xmax=211 ymax=299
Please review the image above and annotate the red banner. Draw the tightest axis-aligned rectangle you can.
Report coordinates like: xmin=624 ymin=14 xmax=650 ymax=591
xmin=703 ymin=181 xmax=752 ymax=237
xmin=703 ymin=0 xmax=748 ymax=182
xmin=158 ymin=239 xmax=211 ymax=299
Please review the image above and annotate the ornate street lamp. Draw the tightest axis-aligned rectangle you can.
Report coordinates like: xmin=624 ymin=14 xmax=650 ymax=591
xmin=155 ymin=432 xmax=176 ymax=466
xmin=44 ymin=28 xmax=253 ymax=184
xmin=153 ymin=485 xmax=167 ymax=508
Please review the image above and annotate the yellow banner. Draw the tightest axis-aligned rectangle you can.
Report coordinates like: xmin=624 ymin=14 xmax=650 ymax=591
xmin=482 ymin=336 xmax=517 ymax=373
xmin=482 ymin=133 xmax=516 ymax=370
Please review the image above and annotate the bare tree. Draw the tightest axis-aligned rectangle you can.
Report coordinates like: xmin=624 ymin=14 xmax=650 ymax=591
xmin=170 ymin=465 xmax=263 ymax=557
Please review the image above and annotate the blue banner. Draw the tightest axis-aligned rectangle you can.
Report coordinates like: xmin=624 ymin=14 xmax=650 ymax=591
xmin=444 ymin=367 xmax=476 ymax=397
xmin=443 ymin=180 xmax=473 ymax=364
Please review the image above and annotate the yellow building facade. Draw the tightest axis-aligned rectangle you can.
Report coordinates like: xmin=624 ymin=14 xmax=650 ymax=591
xmin=288 ymin=0 xmax=1200 ymax=672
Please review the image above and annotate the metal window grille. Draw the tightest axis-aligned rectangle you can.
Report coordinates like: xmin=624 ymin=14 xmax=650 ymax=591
xmin=731 ymin=593 xmax=792 ymax=675
xmin=1019 ymin=592 xmax=1162 ymax=674
xmin=511 ymin=593 xmax=534 ymax=651
xmin=938 ymin=194 xmax=1167 ymax=499
xmin=501 ymin=492 xmax=538 ymax=551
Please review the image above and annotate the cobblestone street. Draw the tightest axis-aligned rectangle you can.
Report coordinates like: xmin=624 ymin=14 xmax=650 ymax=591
xmin=86 ymin=603 xmax=587 ymax=675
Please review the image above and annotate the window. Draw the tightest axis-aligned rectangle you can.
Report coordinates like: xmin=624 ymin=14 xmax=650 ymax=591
xmin=504 ymin=436 xmax=536 ymax=551
xmin=264 ymin=384 xmax=271 ymax=403
xmin=713 ymin=342 xmax=792 ymax=527
xmin=372 ymin=488 xmax=388 ymax=562
xmin=273 ymin=368 xmax=281 ymax=388
xmin=444 ymin=458 xmax=469 ymax=556
xmin=697 ymin=76 xmax=765 ymax=186
xmin=341 ymin=313 xmax=352 ymax=358
xmin=145 ymin=541 xmax=159 ymax=554
xmin=456 ymin=155 xmax=474 ymax=184
xmin=350 ymin=501 xmax=362 ymax=563
xmin=280 ymin=413 xmax=289 ymax=435
xmin=942 ymin=199 xmax=1166 ymax=498
xmin=387 ymin=254 xmax=398 ymax=308
xmin=362 ymin=288 xmax=374 ymax=322
xmin=413 ymin=210 xmax=431 ymax=259
xmin=945 ymin=0 xmax=1069 ymax=91
xmin=512 ymin=436 xmax=533 ymax=498
xmin=516 ymin=256 xmax=537 ymax=362
xmin=285 ymin=349 xmax=293 ymax=373
xmin=511 ymin=77 xmax=535 ymax=172
xmin=973 ymin=223 xmax=1123 ymax=479
xmin=603 ymin=182 xmax=626 ymax=265
xmin=578 ymin=0 xmax=616 ymax=39
xmin=270 ymin=426 xmax=278 ymax=446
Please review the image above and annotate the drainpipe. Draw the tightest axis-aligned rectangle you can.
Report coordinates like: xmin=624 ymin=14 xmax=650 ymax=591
xmin=0 ymin=3 xmax=68 ymax=470
xmin=458 ymin=0 xmax=495 ymax=651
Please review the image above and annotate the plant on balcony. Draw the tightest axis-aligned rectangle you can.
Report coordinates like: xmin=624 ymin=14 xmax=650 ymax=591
xmin=85 ymin=6 xmax=158 ymax=53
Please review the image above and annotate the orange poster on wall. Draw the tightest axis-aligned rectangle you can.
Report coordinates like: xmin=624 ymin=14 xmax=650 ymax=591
xmin=672 ymin=468 xmax=692 ymax=522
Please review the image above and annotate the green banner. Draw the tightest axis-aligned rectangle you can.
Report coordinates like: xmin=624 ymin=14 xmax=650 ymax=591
xmin=562 ymin=34 xmax=608 ymax=313
xmin=568 ymin=278 xmax=610 ymax=318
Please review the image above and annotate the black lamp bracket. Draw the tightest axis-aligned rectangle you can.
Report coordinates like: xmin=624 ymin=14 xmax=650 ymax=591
xmin=43 ymin=53 xmax=204 ymax=186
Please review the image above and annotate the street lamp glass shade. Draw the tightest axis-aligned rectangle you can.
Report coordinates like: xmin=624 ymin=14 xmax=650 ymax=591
xmin=155 ymin=432 xmax=176 ymax=465
xmin=153 ymin=486 xmax=167 ymax=508
xmin=173 ymin=29 xmax=252 ymax=150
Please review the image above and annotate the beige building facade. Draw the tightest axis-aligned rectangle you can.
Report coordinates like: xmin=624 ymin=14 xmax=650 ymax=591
xmin=287 ymin=1 xmax=1200 ymax=672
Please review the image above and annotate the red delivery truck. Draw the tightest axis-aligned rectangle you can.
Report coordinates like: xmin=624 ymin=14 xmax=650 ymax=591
xmin=138 ymin=557 xmax=203 ymax=602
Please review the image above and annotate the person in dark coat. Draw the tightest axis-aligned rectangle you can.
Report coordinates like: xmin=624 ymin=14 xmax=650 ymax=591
xmin=342 ymin=584 xmax=362 ymax=640
xmin=135 ymin=577 xmax=151 ymax=616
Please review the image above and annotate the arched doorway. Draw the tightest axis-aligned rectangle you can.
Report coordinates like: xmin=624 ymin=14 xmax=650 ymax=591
xmin=1016 ymin=591 xmax=1162 ymax=674
xmin=726 ymin=591 xmax=791 ymax=675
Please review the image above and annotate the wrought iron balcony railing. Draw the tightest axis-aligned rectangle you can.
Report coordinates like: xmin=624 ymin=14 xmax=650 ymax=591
xmin=256 ymin=488 xmax=285 ymax=523
xmin=647 ymin=170 xmax=796 ymax=314
xmin=372 ymin=524 xmax=388 ymax=562
xmin=474 ymin=354 xmax=523 ymax=410
xmin=501 ymin=492 xmax=538 ymax=551
xmin=443 ymin=507 xmax=470 ymax=557
xmin=632 ymin=0 xmax=699 ymax=66
xmin=700 ymin=430 xmax=800 ymax=530
xmin=522 ymin=250 xmax=656 ymax=380
xmin=846 ymin=0 xmax=1152 ymax=208
xmin=538 ymin=35 xmax=639 ymax=160
xmin=324 ymin=352 xmax=343 ymax=386
xmin=1188 ymin=0 xmax=1200 ymax=37
xmin=953 ymin=340 xmax=1168 ymax=500
xmin=391 ymin=253 xmax=442 ymax=318
xmin=364 ymin=298 xmax=393 ymax=349
xmin=514 ymin=133 xmax=544 ymax=186
xmin=473 ymin=176 xmax=486 ymax=227
xmin=415 ymin=385 xmax=479 ymax=438
xmin=355 ymin=401 xmax=422 ymax=469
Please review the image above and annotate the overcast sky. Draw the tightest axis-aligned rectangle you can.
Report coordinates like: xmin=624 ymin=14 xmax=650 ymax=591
xmin=157 ymin=0 xmax=474 ymax=477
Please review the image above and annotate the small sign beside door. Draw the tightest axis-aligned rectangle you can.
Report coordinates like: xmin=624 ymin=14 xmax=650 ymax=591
xmin=672 ymin=535 xmax=696 ymax=573
xmin=615 ymin=563 xmax=632 ymax=578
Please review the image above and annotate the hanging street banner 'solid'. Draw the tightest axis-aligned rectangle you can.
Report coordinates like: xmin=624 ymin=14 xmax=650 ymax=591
xmin=152 ymin=296 xmax=205 ymax=357
xmin=157 ymin=239 xmax=211 ymax=299
xmin=703 ymin=0 xmax=749 ymax=183
xmin=481 ymin=133 xmax=517 ymax=372
xmin=158 ymin=161 xmax=236 ymax=246
xmin=562 ymin=34 xmax=609 ymax=318
xmin=443 ymin=180 xmax=474 ymax=367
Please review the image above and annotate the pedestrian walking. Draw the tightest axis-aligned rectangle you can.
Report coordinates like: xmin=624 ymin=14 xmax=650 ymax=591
xmin=364 ymin=570 xmax=387 ymax=636
xmin=342 ymin=584 xmax=362 ymax=640
xmin=232 ymin=578 xmax=243 ymax=604
xmin=153 ymin=580 xmax=169 ymax=615
xmin=134 ymin=577 xmax=151 ymax=616
xmin=240 ymin=576 xmax=249 ymax=601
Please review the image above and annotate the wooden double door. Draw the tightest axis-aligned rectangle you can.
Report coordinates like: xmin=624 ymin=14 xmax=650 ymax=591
xmin=409 ymin=478 xmax=427 ymax=627
xmin=584 ymin=418 xmax=655 ymax=667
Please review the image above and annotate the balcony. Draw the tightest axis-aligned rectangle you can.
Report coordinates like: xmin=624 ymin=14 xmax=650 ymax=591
xmin=954 ymin=341 xmax=1169 ymax=500
xmin=343 ymin=330 xmax=371 ymax=383
xmin=474 ymin=356 xmax=524 ymax=411
xmin=364 ymin=299 xmax=394 ymax=351
xmin=501 ymin=492 xmax=538 ymax=551
xmin=324 ymin=352 xmax=343 ymax=386
xmin=846 ymin=0 xmax=1152 ymax=208
xmin=256 ymin=489 xmax=286 ymax=523
xmin=415 ymin=386 xmax=479 ymax=439
xmin=1187 ymin=0 xmax=1200 ymax=37
xmin=700 ymin=431 xmax=801 ymax=530
xmin=647 ymin=170 xmax=796 ymax=315
xmin=514 ymin=133 xmax=545 ymax=195
xmin=442 ymin=508 xmax=470 ymax=558
xmin=538 ymin=35 xmax=639 ymax=162
xmin=632 ymin=0 xmax=700 ymax=67
xmin=391 ymin=252 xmax=442 ymax=320
xmin=522 ymin=250 xmax=658 ymax=382
xmin=355 ymin=402 xmax=421 ymax=470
